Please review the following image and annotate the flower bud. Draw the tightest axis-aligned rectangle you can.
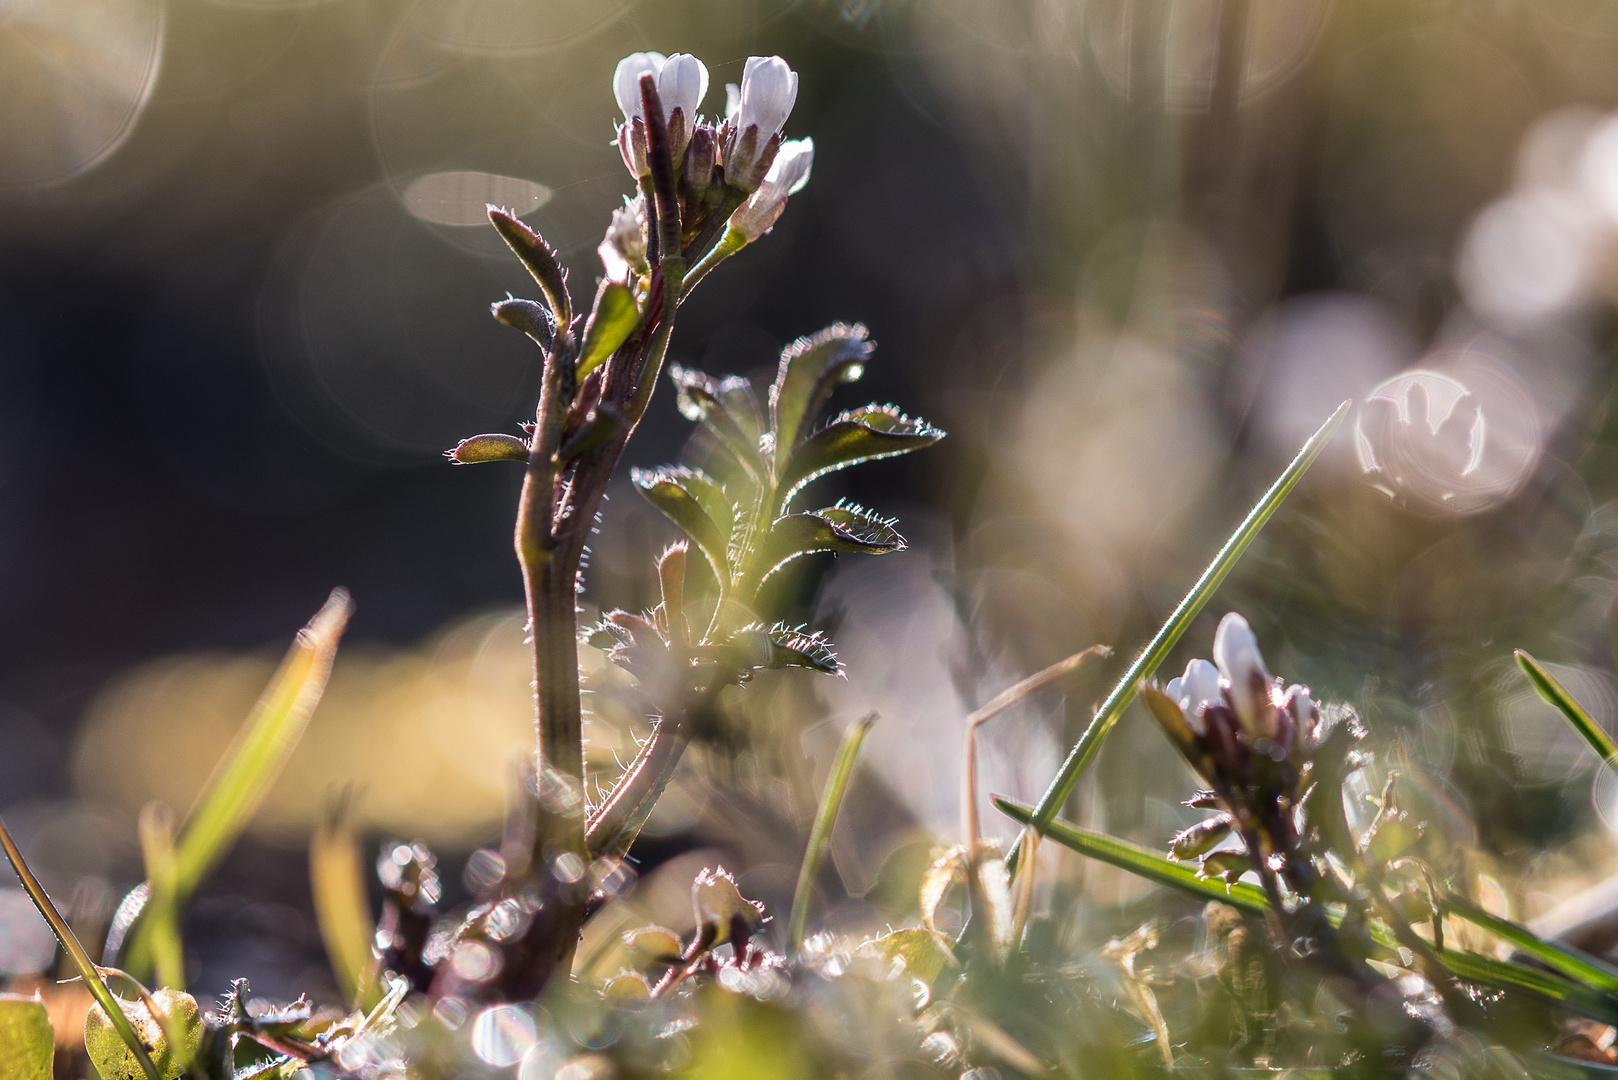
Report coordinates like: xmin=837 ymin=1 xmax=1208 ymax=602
xmin=618 ymin=117 xmax=649 ymax=178
xmin=613 ymin=52 xmax=667 ymax=122
xmin=682 ymin=124 xmax=719 ymax=196
xmin=1213 ymin=612 xmax=1275 ymax=740
xmin=1166 ymin=657 xmax=1221 ymax=734
xmin=658 ymin=53 xmax=708 ymax=160
xmin=729 ymin=137 xmax=813 ymax=241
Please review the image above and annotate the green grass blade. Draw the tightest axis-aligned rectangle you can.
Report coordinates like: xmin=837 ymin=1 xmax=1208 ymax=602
xmin=788 ymin=713 xmax=876 ymax=952
xmin=124 ymin=588 xmax=352 ymax=975
xmin=1022 ymin=402 xmax=1349 ymax=839
xmin=1516 ymin=650 xmax=1618 ymax=768
xmin=1442 ymin=892 xmax=1618 ymax=995
xmin=993 ymin=796 xmax=1618 ymax=1021
xmin=0 ymin=814 xmax=163 ymax=1080
xmin=992 ymin=796 xmax=1269 ymax=914
xmin=311 ymin=787 xmax=379 ymax=1010
xmin=136 ymin=803 xmax=185 ymax=992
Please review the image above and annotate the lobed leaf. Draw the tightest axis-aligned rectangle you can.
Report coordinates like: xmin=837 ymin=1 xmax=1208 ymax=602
xmin=446 ymin=433 xmax=529 ymax=464
xmin=577 ymin=280 xmax=640 ymax=379
xmin=769 ymin=323 xmax=872 ymax=467
xmin=632 ymin=467 xmax=732 ymax=587
xmin=778 ymin=405 xmax=944 ymax=505
xmin=669 ymin=366 xmax=765 ymax=476
xmin=860 ymin=928 xmax=959 ymax=986
xmin=758 ymin=503 xmax=906 ymax=587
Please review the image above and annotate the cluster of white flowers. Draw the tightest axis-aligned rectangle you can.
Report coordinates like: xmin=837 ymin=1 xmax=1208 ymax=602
xmin=605 ymin=50 xmax=813 ymax=278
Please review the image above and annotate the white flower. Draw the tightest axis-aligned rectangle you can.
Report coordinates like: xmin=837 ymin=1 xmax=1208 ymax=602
xmin=735 ymin=55 xmax=798 ymax=136
xmin=1212 ymin=612 xmax=1273 ymax=739
xmin=614 ymin=52 xmax=667 ymax=122
xmin=729 ymin=137 xmax=813 ymax=241
xmin=657 ymin=53 xmax=709 ymax=122
xmin=1166 ymin=658 xmax=1221 ymax=734
xmin=598 ymin=196 xmax=647 ymax=282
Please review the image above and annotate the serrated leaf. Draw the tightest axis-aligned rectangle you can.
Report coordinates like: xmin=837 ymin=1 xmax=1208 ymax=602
xmin=730 ymin=624 xmax=840 ymax=675
xmin=578 ymin=281 xmax=639 ymax=378
xmin=0 ymin=994 xmax=52 ymax=1080
xmin=632 ymin=467 xmax=731 ymax=587
xmin=758 ymin=503 xmax=905 ymax=587
xmin=669 ymin=366 xmax=764 ymax=475
xmin=860 ymin=928 xmax=959 ymax=985
xmin=778 ymin=405 xmax=943 ymax=504
xmin=447 ymin=433 xmax=529 ymax=464
xmin=769 ymin=324 xmax=872 ymax=466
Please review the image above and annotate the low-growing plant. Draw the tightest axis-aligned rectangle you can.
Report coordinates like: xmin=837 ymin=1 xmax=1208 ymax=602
xmin=8 ymin=47 xmax=1618 ymax=1080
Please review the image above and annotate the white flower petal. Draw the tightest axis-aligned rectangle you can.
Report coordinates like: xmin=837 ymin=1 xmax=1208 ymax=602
xmin=738 ymin=55 xmax=798 ymax=135
xmin=613 ymin=52 xmax=667 ymax=121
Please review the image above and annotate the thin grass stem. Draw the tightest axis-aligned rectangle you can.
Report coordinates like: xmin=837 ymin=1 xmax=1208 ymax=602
xmin=788 ymin=713 xmax=877 ymax=952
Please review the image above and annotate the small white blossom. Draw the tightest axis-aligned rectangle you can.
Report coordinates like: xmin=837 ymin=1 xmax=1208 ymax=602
xmin=613 ymin=52 xmax=667 ymax=121
xmin=729 ymin=137 xmax=813 ymax=241
xmin=735 ymin=55 xmax=798 ymax=136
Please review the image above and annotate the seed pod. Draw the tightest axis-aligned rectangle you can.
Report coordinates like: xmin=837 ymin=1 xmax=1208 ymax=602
xmin=1169 ymin=813 xmax=1235 ymax=861
xmin=84 ymin=988 xmax=202 ymax=1080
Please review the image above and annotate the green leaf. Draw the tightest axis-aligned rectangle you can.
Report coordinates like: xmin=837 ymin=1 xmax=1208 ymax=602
xmin=577 ymin=281 xmax=640 ymax=378
xmin=1017 ymin=401 xmax=1351 ymax=845
xmin=1516 ymin=650 xmax=1618 ymax=769
xmin=490 ymin=297 xmax=555 ymax=351
xmin=446 ymin=433 xmax=529 ymax=464
xmin=85 ymin=989 xmax=201 ymax=1080
xmin=1442 ymin=892 xmax=1618 ymax=995
xmin=992 ymin=796 xmax=1269 ymax=914
xmin=0 ymin=994 xmax=52 ymax=1080
xmin=136 ymin=804 xmax=184 ymax=992
xmin=730 ymin=623 xmax=840 ymax=675
xmin=488 ymin=208 xmax=570 ymax=326
xmin=758 ymin=503 xmax=906 ymax=587
xmin=1436 ymin=946 xmax=1618 ymax=1022
xmin=769 ymin=323 xmax=872 ymax=466
xmin=311 ymin=788 xmax=380 ymax=1010
xmin=860 ymin=928 xmax=959 ymax=985
xmin=632 ymin=467 xmax=732 ymax=586
xmin=119 ymin=589 xmax=353 ymax=977
xmin=778 ymin=405 xmax=944 ymax=505
xmin=669 ymin=366 xmax=765 ymax=475
xmin=789 ymin=713 xmax=876 ymax=951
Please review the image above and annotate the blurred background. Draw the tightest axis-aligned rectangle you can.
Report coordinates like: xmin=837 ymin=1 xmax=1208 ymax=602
xmin=6 ymin=0 xmax=1618 ymax=1006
